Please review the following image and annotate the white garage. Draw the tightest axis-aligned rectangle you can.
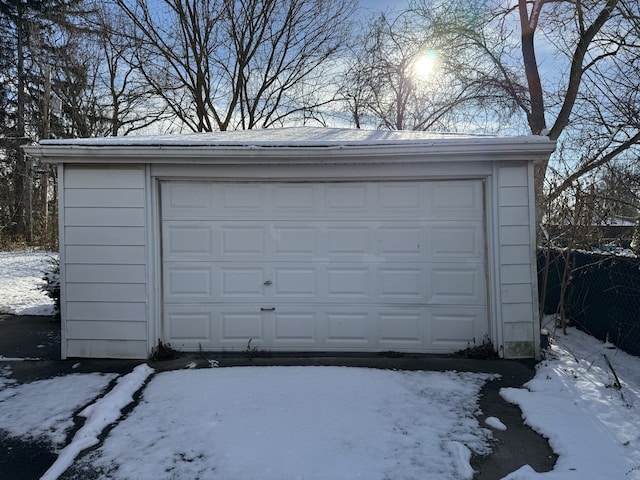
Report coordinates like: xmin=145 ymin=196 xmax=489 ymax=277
xmin=25 ymin=127 xmax=555 ymax=359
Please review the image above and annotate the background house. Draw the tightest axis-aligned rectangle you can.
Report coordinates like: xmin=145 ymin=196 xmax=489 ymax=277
xmin=24 ymin=127 xmax=555 ymax=359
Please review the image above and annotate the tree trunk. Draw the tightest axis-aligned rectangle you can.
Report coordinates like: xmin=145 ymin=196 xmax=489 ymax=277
xmin=14 ymin=9 xmax=29 ymax=242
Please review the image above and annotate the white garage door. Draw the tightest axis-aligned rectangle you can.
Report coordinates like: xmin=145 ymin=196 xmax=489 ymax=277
xmin=160 ymin=180 xmax=488 ymax=353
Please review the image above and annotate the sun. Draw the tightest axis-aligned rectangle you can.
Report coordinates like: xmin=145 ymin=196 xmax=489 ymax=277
xmin=411 ymin=50 xmax=438 ymax=81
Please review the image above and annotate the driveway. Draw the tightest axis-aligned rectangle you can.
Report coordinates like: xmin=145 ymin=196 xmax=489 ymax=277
xmin=0 ymin=314 xmax=556 ymax=480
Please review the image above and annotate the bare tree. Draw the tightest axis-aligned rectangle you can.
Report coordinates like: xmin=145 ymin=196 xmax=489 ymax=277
xmin=519 ymin=0 xmax=640 ymax=204
xmin=111 ymin=0 xmax=356 ymax=132
xmin=544 ymin=4 xmax=640 ymax=203
xmin=83 ymin=1 xmax=169 ymax=136
xmin=342 ymin=13 xmax=429 ymax=131
xmin=409 ymin=0 xmax=639 ymax=197
xmin=340 ymin=7 xmax=519 ymax=131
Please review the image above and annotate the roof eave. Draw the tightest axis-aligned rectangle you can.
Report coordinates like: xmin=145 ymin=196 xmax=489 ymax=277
xmin=23 ymin=140 xmax=556 ymax=165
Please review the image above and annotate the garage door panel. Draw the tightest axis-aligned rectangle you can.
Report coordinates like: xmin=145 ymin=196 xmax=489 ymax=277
xmin=273 ymin=268 xmax=317 ymax=296
xmin=165 ymin=306 xmax=269 ymax=348
xmin=221 ymin=267 xmax=266 ymax=297
xmin=163 ymin=181 xmax=485 ymax=220
xmin=222 ymin=226 xmax=266 ymax=256
xmin=165 ymin=220 xmax=484 ymax=262
xmin=274 ymin=312 xmax=318 ymax=343
xmin=163 ymin=304 xmax=487 ymax=352
xmin=163 ymin=223 xmax=213 ymax=259
xmin=429 ymin=223 xmax=484 ymax=259
xmin=161 ymin=180 xmax=488 ymax=353
xmin=325 ymin=184 xmax=370 ymax=212
xmin=326 ymin=312 xmax=371 ymax=343
xmin=326 ymin=268 xmax=371 ymax=297
xmin=378 ymin=268 xmax=425 ymax=298
xmin=378 ymin=183 xmax=421 ymax=212
xmin=272 ymin=184 xmax=317 ymax=211
xmin=274 ymin=226 xmax=317 ymax=255
xmin=221 ymin=184 xmax=265 ymax=210
xmin=377 ymin=312 xmax=423 ymax=345
xmin=166 ymin=262 xmax=454 ymax=304
xmin=327 ymin=227 xmax=370 ymax=254
xmin=430 ymin=308 xmax=488 ymax=348
xmin=429 ymin=266 xmax=486 ymax=304
xmin=220 ymin=311 xmax=265 ymax=343
xmin=165 ymin=266 xmax=212 ymax=299
xmin=162 ymin=183 xmax=213 ymax=218
xmin=164 ymin=307 xmax=212 ymax=344
xmin=430 ymin=181 xmax=484 ymax=219
xmin=378 ymin=228 xmax=423 ymax=256
xmin=164 ymin=264 xmax=485 ymax=304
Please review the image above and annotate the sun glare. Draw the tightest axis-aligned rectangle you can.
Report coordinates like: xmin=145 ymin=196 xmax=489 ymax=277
xmin=411 ymin=50 xmax=438 ymax=81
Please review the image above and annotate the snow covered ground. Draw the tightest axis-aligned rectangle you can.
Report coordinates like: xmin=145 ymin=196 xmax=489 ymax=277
xmin=0 ymin=251 xmax=57 ymax=315
xmin=502 ymin=322 xmax=640 ymax=479
xmin=1 ymin=251 xmax=640 ymax=479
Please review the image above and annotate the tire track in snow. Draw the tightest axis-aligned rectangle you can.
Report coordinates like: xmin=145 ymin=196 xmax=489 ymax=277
xmin=40 ymin=363 xmax=155 ymax=480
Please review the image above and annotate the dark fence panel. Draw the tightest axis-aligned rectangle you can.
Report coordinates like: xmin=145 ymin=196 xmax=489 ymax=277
xmin=537 ymin=249 xmax=565 ymax=316
xmin=538 ymin=249 xmax=640 ymax=357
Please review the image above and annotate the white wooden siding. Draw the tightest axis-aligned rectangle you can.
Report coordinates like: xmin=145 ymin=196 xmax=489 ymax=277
xmin=62 ymin=165 xmax=148 ymax=359
xmin=498 ymin=163 xmax=536 ymax=357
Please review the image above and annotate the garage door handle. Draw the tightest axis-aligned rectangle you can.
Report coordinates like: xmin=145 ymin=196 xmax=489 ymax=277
xmin=260 ymin=307 xmax=276 ymax=311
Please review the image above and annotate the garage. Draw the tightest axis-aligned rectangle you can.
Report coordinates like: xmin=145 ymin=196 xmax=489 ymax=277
xmin=161 ymin=180 xmax=487 ymax=353
xmin=25 ymin=127 xmax=555 ymax=359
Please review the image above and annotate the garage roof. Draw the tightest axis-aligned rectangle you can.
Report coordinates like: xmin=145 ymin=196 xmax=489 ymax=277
xmin=24 ymin=126 xmax=556 ymax=164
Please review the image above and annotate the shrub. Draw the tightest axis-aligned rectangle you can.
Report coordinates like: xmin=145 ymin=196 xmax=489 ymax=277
xmin=41 ymin=256 xmax=60 ymax=314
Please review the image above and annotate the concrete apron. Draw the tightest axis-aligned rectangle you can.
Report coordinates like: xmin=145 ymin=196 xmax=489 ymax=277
xmin=0 ymin=315 xmax=556 ymax=479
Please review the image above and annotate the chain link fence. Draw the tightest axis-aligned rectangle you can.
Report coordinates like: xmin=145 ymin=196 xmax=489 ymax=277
xmin=538 ymin=248 xmax=640 ymax=357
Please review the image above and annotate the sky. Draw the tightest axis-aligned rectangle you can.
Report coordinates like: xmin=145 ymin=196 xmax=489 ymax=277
xmin=361 ymin=0 xmax=409 ymax=13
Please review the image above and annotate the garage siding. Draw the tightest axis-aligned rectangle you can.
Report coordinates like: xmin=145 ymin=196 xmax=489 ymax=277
xmin=62 ymin=165 xmax=148 ymax=358
xmin=498 ymin=163 xmax=537 ymax=358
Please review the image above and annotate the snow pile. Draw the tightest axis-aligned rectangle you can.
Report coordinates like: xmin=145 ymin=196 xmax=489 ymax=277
xmin=71 ymin=367 xmax=495 ymax=480
xmin=501 ymin=321 xmax=640 ymax=479
xmin=0 ymin=251 xmax=58 ymax=315
xmin=485 ymin=416 xmax=507 ymax=431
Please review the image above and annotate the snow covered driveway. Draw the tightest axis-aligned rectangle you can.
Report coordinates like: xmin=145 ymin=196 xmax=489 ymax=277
xmin=61 ymin=367 xmax=495 ymax=480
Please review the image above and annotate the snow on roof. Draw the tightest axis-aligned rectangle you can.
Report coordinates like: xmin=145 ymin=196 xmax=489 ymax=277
xmin=37 ymin=126 xmax=550 ymax=148
xmin=25 ymin=127 xmax=556 ymax=164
